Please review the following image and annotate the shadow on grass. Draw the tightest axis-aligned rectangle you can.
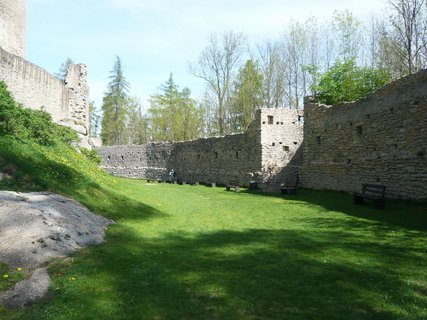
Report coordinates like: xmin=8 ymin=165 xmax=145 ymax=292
xmin=242 ymin=188 xmax=427 ymax=232
xmin=22 ymin=227 xmax=427 ymax=320
xmin=0 ymin=138 xmax=167 ymax=222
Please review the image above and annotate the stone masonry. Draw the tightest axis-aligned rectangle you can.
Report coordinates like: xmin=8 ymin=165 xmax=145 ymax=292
xmin=0 ymin=0 xmax=26 ymax=57
xmin=98 ymin=109 xmax=304 ymax=190
xmin=301 ymin=70 xmax=427 ymax=200
xmin=0 ymin=0 xmax=91 ymax=147
xmin=100 ymin=70 xmax=427 ymax=200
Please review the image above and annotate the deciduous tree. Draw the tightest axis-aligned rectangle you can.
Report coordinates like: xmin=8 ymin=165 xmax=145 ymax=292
xmin=190 ymin=31 xmax=246 ymax=135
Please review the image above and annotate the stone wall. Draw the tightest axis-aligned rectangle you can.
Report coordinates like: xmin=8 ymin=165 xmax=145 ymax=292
xmin=301 ymin=70 xmax=427 ymax=200
xmin=259 ymin=108 xmax=303 ymax=189
xmin=0 ymin=0 xmax=26 ymax=57
xmin=98 ymin=109 xmax=304 ymax=189
xmin=0 ymin=47 xmax=90 ymax=144
xmin=99 ymin=71 xmax=426 ymax=200
xmin=0 ymin=0 xmax=91 ymax=147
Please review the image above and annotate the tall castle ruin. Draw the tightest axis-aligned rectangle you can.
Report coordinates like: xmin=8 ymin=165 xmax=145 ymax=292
xmin=0 ymin=0 xmax=26 ymax=57
xmin=0 ymin=0 xmax=91 ymax=147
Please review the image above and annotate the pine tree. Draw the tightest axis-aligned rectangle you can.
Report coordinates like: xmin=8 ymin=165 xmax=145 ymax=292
xmin=101 ymin=56 xmax=131 ymax=146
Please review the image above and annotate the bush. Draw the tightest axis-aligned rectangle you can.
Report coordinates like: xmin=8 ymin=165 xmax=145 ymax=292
xmin=80 ymin=147 xmax=103 ymax=164
xmin=313 ymin=59 xmax=391 ymax=105
xmin=0 ymin=81 xmax=79 ymax=146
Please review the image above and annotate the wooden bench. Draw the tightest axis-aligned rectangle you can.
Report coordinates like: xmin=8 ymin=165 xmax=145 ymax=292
xmin=354 ymin=184 xmax=386 ymax=209
xmin=207 ymin=182 xmax=216 ymax=188
xmin=226 ymin=180 xmax=240 ymax=192
xmin=189 ymin=181 xmax=199 ymax=186
xmin=249 ymin=181 xmax=258 ymax=190
xmin=281 ymin=176 xmax=299 ymax=195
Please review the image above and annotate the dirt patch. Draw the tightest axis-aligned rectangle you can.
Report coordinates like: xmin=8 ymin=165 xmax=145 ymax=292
xmin=0 ymin=191 xmax=113 ymax=308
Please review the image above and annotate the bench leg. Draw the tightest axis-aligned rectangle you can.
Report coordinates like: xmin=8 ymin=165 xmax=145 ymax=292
xmin=354 ymin=195 xmax=364 ymax=205
xmin=373 ymin=199 xmax=385 ymax=209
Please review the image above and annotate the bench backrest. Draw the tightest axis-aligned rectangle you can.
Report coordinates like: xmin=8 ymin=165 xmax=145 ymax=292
xmin=229 ymin=180 xmax=239 ymax=186
xmin=362 ymin=184 xmax=386 ymax=197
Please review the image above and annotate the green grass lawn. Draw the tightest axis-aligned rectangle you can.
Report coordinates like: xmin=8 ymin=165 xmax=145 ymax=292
xmin=2 ymin=178 xmax=426 ymax=320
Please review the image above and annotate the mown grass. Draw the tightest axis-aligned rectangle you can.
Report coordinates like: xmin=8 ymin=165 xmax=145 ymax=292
xmin=0 ymin=137 xmax=426 ymax=319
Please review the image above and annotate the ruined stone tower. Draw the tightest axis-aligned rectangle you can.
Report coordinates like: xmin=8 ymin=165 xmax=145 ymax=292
xmin=0 ymin=0 xmax=26 ymax=57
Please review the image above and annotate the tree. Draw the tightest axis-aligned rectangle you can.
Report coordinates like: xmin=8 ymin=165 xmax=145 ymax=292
xmin=257 ymin=40 xmax=286 ymax=108
xmin=313 ymin=59 xmax=391 ymax=105
xmin=229 ymin=60 xmax=263 ymax=132
xmin=190 ymin=31 xmax=246 ymax=135
xmin=101 ymin=56 xmax=131 ymax=146
xmin=332 ymin=10 xmax=363 ymax=61
xmin=89 ymin=101 xmax=101 ymax=137
xmin=283 ymin=21 xmax=309 ymax=109
xmin=149 ymin=74 xmax=204 ymax=142
xmin=387 ymin=0 xmax=427 ymax=75
xmin=126 ymin=97 xmax=148 ymax=145
xmin=55 ymin=57 xmax=74 ymax=84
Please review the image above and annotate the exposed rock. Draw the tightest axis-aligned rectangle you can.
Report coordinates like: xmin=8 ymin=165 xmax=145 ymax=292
xmin=0 ymin=268 xmax=50 ymax=309
xmin=0 ymin=191 xmax=112 ymax=269
xmin=0 ymin=191 xmax=113 ymax=308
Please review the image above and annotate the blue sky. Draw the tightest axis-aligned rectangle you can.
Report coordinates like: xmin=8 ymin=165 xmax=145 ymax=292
xmin=26 ymin=0 xmax=386 ymax=111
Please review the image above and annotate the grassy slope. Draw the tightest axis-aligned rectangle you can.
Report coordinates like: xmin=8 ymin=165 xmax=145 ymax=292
xmin=0 ymin=137 xmax=426 ymax=319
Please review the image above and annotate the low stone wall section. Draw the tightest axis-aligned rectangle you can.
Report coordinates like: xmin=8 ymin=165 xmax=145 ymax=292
xmin=98 ymin=109 xmax=305 ymax=189
xmin=98 ymin=128 xmax=263 ymax=186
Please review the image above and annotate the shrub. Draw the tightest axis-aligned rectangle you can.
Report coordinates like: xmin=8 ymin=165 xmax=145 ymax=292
xmin=80 ymin=147 xmax=103 ymax=164
xmin=313 ymin=59 xmax=391 ymax=105
xmin=0 ymin=81 xmax=79 ymax=146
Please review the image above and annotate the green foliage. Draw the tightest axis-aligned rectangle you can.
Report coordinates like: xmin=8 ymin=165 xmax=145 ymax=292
xmin=313 ymin=59 xmax=391 ymax=105
xmin=101 ymin=56 xmax=131 ymax=146
xmin=149 ymin=74 xmax=204 ymax=142
xmin=0 ymin=81 xmax=79 ymax=146
xmin=229 ymin=60 xmax=263 ymax=132
xmin=0 ymin=87 xmax=425 ymax=318
xmin=126 ymin=97 xmax=149 ymax=145
xmin=89 ymin=101 xmax=101 ymax=138
xmin=80 ymin=147 xmax=102 ymax=164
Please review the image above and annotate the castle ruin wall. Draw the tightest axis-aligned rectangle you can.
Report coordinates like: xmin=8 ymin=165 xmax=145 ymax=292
xmin=0 ymin=47 xmax=90 ymax=139
xmin=98 ymin=109 xmax=304 ymax=188
xmin=0 ymin=0 xmax=91 ymax=146
xmin=259 ymin=108 xmax=303 ymax=189
xmin=301 ymin=70 xmax=427 ymax=200
xmin=98 ymin=125 xmax=263 ymax=186
xmin=0 ymin=0 xmax=26 ymax=57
